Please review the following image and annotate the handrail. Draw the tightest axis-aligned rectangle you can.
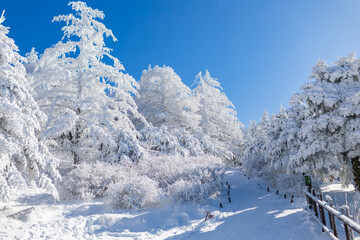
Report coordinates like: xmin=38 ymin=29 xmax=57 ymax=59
xmin=305 ymin=205 xmax=338 ymax=240
xmin=304 ymin=190 xmax=360 ymax=235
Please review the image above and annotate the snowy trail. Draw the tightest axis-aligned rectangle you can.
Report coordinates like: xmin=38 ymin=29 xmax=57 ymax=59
xmin=0 ymin=169 xmax=328 ymax=240
xmin=175 ymin=169 xmax=327 ymax=240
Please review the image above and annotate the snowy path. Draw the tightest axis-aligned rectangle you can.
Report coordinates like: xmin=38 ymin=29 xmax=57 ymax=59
xmin=175 ymin=169 xmax=327 ymax=240
xmin=0 ymin=169 xmax=328 ymax=239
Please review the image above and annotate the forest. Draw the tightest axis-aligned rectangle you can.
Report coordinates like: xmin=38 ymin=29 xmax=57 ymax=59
xmin=0 ymin=1 xmax=359 ymax=224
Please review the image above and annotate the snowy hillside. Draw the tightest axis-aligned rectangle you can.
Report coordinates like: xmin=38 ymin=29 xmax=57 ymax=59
xmin=0 ymin=169 xmax=328 ymax=240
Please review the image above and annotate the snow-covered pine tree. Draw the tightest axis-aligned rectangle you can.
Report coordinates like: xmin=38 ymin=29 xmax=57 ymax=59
xmin=27 ymin=1 xmax=145 ymax=166
xmin=259 ymin=106 xmax=307 ymax=194
xmin=137 ymin=65 xmax=201 ymax=132
xmin=241 ymin=110 xmax=270 ymax=176
xmin=289 ymin=52 xmax=360 ymax=185
xmin=0 ymin=11 xmax=59 ymax=201
xmin=192 ymin=70 xmax=244 ymax=162
xmin=264 ymin=106 xmax=300 ymax=173
xmin=287 ymin=52 xmax=360 ymax=220
xmin=136 ymin=65 xmax=208 ymax=157
xmin=241 ymin=120 xmax=260 ymax=175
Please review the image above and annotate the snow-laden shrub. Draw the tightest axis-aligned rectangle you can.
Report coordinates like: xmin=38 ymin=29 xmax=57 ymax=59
xmin=263 ymin=171 xmax=305 ymax=197
xmin=136 ymin=155 xmax=224 ymax=202
xmin=59 ymin=162 xmax=118 ymax=201
xmin=108 ymin=175 xmax=162 ymax=209
xmin=60 ymin=161 xmax=162 ymax=208
xmin=59 ymin=155 xmax=224 ymax=208
xmin=167 ymin=172 xmax=219 ymax=202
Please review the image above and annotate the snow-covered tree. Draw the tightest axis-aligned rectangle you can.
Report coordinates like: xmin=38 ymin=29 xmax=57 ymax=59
xmin=0 ymin=12 xmax=59 ymax=201
xmin=257 ymin=106 xmax=307 ymax=195
xmin=241 ymin=110 xmax=270 ymax=176
xmin=139 ymin=124 xmax=209 ymax=157
xmin=136 ymin=65 xmax=211 ymax=157
xmin=28 ymin=2 xmax=146 ymax=165
xmin=287 ymin=52 xmax=360 ymax=189
xmin=264 ymin=106 xmax=301 ymax=173
xmin=137 ymin=65 xmax=201 ymax=132
xmin=192 ymin=70 xmax=244 ymax=161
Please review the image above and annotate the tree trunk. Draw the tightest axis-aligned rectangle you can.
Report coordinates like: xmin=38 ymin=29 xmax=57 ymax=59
xmin=352 ymin=156 xmax=360 ymax=191
xmin=72 ymin=108 xmax=81 ymax=166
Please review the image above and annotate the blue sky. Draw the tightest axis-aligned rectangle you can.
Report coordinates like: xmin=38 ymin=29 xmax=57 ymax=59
xmin=2 ymin=0 xmax=360 ymax=125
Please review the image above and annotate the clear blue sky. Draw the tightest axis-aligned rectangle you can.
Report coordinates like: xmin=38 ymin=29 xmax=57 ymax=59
xmin=2 ymin=0 xmax=360 ymax=125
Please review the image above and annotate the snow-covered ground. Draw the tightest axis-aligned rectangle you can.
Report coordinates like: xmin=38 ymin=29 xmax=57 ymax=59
xmin=320 ymin=182 xmax=356 ymax=207
xmin=0 ymin=169 xmax=329 ymax=239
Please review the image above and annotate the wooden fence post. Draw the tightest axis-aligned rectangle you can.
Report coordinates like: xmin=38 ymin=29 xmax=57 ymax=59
xmin=325 ymin=195 xmax=338 ymax=237
xmin=317 ymin=193 xmax=326 ymax=232
xmin=306 ymin=186 xmax=312 ymax=209
xmin=340 ymin=205 xmax=354 ymax=240
xmin=311 ymin=189 xmax=318 ymax=218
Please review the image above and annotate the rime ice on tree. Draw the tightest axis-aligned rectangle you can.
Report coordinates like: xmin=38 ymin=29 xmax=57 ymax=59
xmin=137 ymin=65 xmax=201 ymax=132
xmin=0 ymin=11 xmax=59 ymax=201
xmin=27 ymin=2 xmax=146 ymax=165
xmin=137 ymin=65 xmax=208 ymax=157
xmin=192 ymin=70 xmax=244 ymax=162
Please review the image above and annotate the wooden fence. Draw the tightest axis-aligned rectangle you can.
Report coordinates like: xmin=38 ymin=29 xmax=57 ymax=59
xmin=304 ymin=187 xmax=360 ymax=240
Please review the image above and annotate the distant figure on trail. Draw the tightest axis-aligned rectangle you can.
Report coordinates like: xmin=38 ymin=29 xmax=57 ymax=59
xmin=205 ymin=210 xmax=214 ymax=221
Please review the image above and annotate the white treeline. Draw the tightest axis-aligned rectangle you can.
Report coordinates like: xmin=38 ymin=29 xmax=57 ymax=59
xmin=136 ymin=65 xmax=205 ymax=158
xmin=0 ymin=1 xmax=243 ymax=207
xmin=240 ymin=52 xmax=360 ymax=219
xmin=137 ymin=66 xmax=244 ymax=160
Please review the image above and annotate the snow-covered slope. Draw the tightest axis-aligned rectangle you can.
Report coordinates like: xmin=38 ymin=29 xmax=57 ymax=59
xmin=0 ymin=169 xmax=327 ymax=240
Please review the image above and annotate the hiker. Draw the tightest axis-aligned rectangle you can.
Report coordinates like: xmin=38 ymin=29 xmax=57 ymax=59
xmin=204 ymin=210 xmax=213 ymax=221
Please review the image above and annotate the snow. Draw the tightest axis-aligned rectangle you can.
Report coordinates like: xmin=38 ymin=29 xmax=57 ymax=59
xmin=0 ymin=169 xmax=328 ymax=239
xmin=0 ymin=1 xmax=359 ymax=239
xmin=321 ymin=182 xmax=355 ymax=193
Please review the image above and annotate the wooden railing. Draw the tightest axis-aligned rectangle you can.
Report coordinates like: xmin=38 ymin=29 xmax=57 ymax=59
xmin=304 ymin=187 xmax=360 ymax=240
